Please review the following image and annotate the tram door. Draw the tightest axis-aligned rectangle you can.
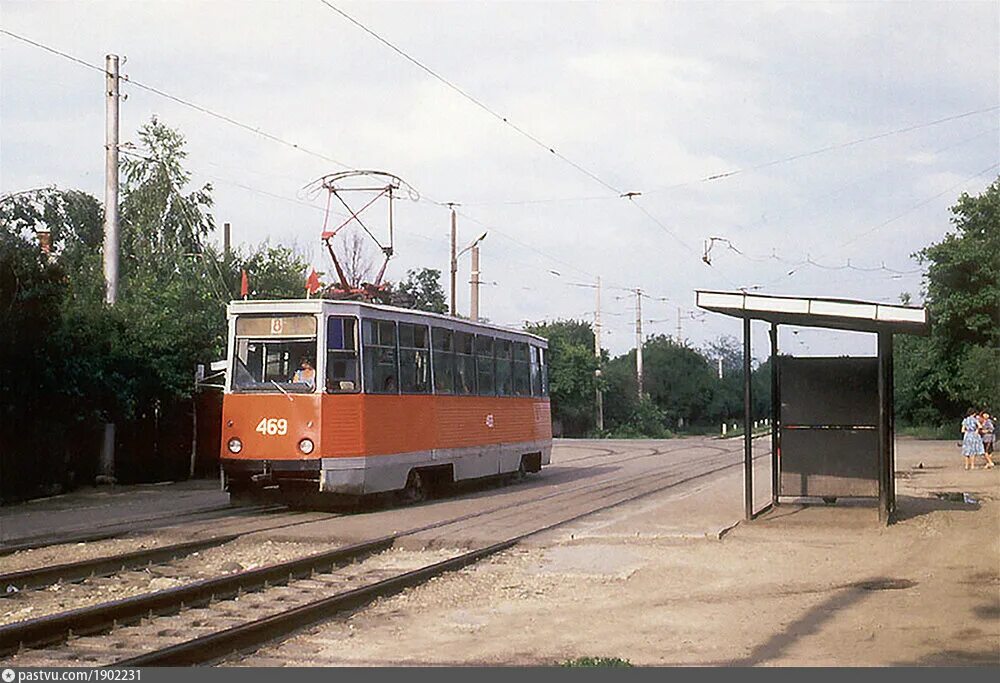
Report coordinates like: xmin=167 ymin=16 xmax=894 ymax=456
xmin=778 ymin=357 xmax=879 ymax=498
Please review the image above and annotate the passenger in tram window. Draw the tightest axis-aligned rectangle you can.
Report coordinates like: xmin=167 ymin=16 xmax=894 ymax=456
xmin=383 ymin=375 xmax=397 ymax=392
xmin=292 ymin=358 xmax=316 ymax=388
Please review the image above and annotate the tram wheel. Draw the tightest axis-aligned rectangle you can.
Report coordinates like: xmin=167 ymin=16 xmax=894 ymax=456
xmin=822 ymin=496 xmax=837 ymax=505
xmin=400 ymin=470 xmax=428 ymax=505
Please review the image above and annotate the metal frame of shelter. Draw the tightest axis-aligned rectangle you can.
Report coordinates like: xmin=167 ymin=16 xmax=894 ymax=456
xmin=696 ymin=291 xmax=929 ymax=525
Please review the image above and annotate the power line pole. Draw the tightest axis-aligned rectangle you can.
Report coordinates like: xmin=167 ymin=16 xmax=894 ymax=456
xmin=448 ymin=205 xmax=457 ymax=316
xmin=594 ymin=276 xmax=604 ymax=431
xmin=635 ymin=288 xmax=643 ymax=398
xmin=470 ymin=242 xmax=481 ymax=322
xmin=677 ymin=306 xmax=682 ymax=344
xmin=99 ymin=53 xmax=121 ymax=484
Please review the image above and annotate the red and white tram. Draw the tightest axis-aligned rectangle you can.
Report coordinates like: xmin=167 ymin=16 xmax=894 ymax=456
xmin=220 ymin=299 xmax=552 ymax=504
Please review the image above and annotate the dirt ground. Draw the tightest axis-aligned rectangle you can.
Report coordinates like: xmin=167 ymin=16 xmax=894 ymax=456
xmin=241 ymin=439 xmax=999 ymax=667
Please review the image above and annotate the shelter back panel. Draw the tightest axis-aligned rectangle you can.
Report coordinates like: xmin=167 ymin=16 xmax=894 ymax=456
xmin=779 ymin=356 xmax=878 ymax=498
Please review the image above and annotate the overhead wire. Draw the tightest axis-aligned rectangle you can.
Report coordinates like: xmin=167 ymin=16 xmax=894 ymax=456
xmin=316 ymin=0 xmax=622 ymax=196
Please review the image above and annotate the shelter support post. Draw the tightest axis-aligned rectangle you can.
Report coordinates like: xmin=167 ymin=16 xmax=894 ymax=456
xmin=744 ymin=316 xmax=752 ymax=522
xmin=770 ymin=323 xmax=779 ymax=507
xmin=877 ymin=331 xmax=894 ymax=524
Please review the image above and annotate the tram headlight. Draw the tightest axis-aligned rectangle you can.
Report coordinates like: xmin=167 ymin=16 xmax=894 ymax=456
xmin=298 ymin=438 xmax=315 ymax=455
xmin=227 ymin=438 xmax=243 ymax=454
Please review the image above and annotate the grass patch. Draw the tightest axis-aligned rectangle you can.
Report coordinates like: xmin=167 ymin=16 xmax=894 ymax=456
xmin=897 ymin=424 xmax=956 ymax=440
xmin=560 ymin=657 xmax=634 ymax=667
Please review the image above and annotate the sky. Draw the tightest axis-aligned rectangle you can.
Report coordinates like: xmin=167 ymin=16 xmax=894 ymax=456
xmin=1 ymin=0 xmax=998 ymax=360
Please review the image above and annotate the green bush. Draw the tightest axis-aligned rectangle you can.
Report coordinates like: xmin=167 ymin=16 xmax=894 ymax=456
xmin=560 ymin=657 xmax=633 ymax=667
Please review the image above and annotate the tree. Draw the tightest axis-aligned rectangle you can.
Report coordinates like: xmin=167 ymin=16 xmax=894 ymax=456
xmin=120 ymin=116 xmax=214 ymax=260
xmin=393 ymin=267 xmax=447 ymax=313
xmin=524 ymin=320 xmax=599 ymax=436
xmin=895 ymin=177 xmax=1000 ymax=424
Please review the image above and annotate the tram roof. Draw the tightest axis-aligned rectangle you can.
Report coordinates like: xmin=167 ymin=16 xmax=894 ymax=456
xmin=227 ymin=299 xmax=549 ymax=345
xmin=695 ymin=290 xmax=928 ymax=335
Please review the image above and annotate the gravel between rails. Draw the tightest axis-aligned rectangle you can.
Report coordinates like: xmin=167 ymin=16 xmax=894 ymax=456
xmin=4 ymin=547 xmax=460 ymax=667
xmin=0 ymin=538 xmax=340 ymax=627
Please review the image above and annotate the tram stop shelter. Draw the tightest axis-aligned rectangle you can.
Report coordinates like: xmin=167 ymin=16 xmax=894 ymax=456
xmin=696 ymin=291 xmax=929 ymax=525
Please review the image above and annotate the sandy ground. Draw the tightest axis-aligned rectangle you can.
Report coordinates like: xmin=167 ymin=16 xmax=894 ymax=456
xmin=237 ymin=439 xmax=999 ymax=667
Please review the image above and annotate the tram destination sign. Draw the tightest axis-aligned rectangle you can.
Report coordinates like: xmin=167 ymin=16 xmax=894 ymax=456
xmin=236 ymin=315 xmax=317 ymax=338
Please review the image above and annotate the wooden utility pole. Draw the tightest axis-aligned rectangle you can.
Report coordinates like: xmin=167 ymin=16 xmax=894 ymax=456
xmin=594 ymin=277 xmax=604 ymax=431
xmin=635 ymin=288 xmax=644 ymax=398
xmin=223 ymin=222 xmax=231 ymax=259
xmin=99 ymin=53 xmax=120 ymax=484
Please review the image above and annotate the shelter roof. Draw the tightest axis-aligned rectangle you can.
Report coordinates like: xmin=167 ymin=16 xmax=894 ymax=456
xmin=695 ymin=290 xmax=928 ymax=335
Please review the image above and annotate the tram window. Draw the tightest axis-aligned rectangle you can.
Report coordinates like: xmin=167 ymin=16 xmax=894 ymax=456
xmin=326 ymin=317 xmax=359 ymax=393
xmin=495 ymin=339 xmax=513 ymax=397
xmin=362 ymin=319 xmax=399 ymax=393
xmin=539 ymin=347 xmax=549 ymax=396
xmin=455 ymin=331 xmax=476 ymax=395
xmin=512 ymin=342 xmax=530 ymax=396
xmin=399 ymin=322 xmax=430 ymax=394
xmin=529 ymin=345 xmax=541 ymax=397
xmin=432 ymin=327 xmax=455 ymax=394
xmin=233 ymin=325 xmax=318 ymax=394
xmin=475 ymin=335 xmax=495 ymax=396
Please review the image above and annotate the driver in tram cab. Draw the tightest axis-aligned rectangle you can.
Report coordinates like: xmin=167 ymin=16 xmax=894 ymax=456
xmin=292 ymin=357 xmax=316 ymax=389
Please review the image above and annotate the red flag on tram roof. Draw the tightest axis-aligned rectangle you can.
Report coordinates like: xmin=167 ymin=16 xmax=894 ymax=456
xmin=305 ymin=268 xmax=322 ymax=296
xmin=240 ymin=269 xmax=249 ymax=299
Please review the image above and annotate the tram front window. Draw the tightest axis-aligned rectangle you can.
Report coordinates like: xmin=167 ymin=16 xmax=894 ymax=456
xmin=232 ymin=315 xmax=318 ymax=393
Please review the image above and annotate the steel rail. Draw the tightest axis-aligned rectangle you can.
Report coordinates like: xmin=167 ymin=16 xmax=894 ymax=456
xmin=3 ymin=438 xmax=766 ymax=663
xmin=0 ymin=504 xmax=280 ymax=557
xmin=111 ymin=441 xmax=769 ymax=666
xmin=0 ymin=535 xmax=242 ymax=595
xmin=0 ymin=535 xmax=395 ymax=655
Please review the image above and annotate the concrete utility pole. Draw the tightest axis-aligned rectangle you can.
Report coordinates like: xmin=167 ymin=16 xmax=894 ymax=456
xmin=223 ymin=222 xmax=231 ymax=260
xmin=594 ymin=277 xmax=604 ymax=431
xmin=635 ymin=288 xmax=644 ymax=398
xmin=470 ymin=243 xmax=481 ymax=322
xmin=448 ymin=205 xmax=457 ymax=316
xmin=99 ymin=53 xmax=121 ymax=484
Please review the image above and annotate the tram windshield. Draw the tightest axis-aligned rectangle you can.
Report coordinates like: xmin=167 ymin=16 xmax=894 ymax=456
xmin=232 ymin=315 xmax=318 ymax=393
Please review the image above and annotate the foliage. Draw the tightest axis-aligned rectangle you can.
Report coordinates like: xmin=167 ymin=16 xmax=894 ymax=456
xmin=560 ymin=657 xmax=633 ymax=667
xmin=120 ymin=116 xmax=214 ymax=260
xmin=603 ymin=396 xmax=672 ymax=439
xmin=895 ymin=177 xmax=1000 ymax=425
xmin=524 ymin=320 xmax=599 ymax=436
xmin=0 ymin=116 xmax=314 ymax=499
xmin=393 ymin=267 xmax=448 ymax=313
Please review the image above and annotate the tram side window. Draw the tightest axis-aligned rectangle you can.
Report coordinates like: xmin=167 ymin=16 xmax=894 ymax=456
xmin=455 ymin=331 xmax=477 ymax=395
xmin=326 ymin=317 xmax=359 ymax=393
xmin=398 ymin=322 xmax=430 ymax=394
xmin=539 ymin=347 xmax=549 ymax=396
xmin=362 ymin=319 xmax=398 ymax=393
xmin=495 ymin=339 xmax=513 ymax=397
xmin=529 ymin=345 xmax=541 ymax=397
xmin=475 ymin=335 xmax=495 ymax=396
xmin=432 ymin=327 xmax=455 ymax=394
xmin=512 ymin=342 xmax=531 ymax=396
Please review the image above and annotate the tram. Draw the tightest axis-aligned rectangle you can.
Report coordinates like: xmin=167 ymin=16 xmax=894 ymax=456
xmin=220 ymin=298 xmax=552 ymax=504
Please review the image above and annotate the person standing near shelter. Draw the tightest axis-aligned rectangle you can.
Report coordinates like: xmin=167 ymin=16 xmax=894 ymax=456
xmin=978 ymin=411 xmax=995 ymax=469
xmin=961 ymin=408 xmax=985 ymax=470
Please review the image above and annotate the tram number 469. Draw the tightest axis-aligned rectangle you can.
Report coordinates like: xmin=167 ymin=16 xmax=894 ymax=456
xmin=255 ymin=418 xmax=288 ymax=436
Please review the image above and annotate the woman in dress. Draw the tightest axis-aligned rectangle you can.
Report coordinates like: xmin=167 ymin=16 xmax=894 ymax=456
xmin=961 ymin=408 xmax=985 ymax=470
xmin=978 ymin=411 xmax=995 ymax=469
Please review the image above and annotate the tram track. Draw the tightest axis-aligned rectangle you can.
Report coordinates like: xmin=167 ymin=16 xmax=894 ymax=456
xmin=0 ymin=509 xmax=350 ymax=596
xmin=0 ymin=503 xmax=284 ymax=557
xmin=1 ymin=438 xmax=766 ymax=667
